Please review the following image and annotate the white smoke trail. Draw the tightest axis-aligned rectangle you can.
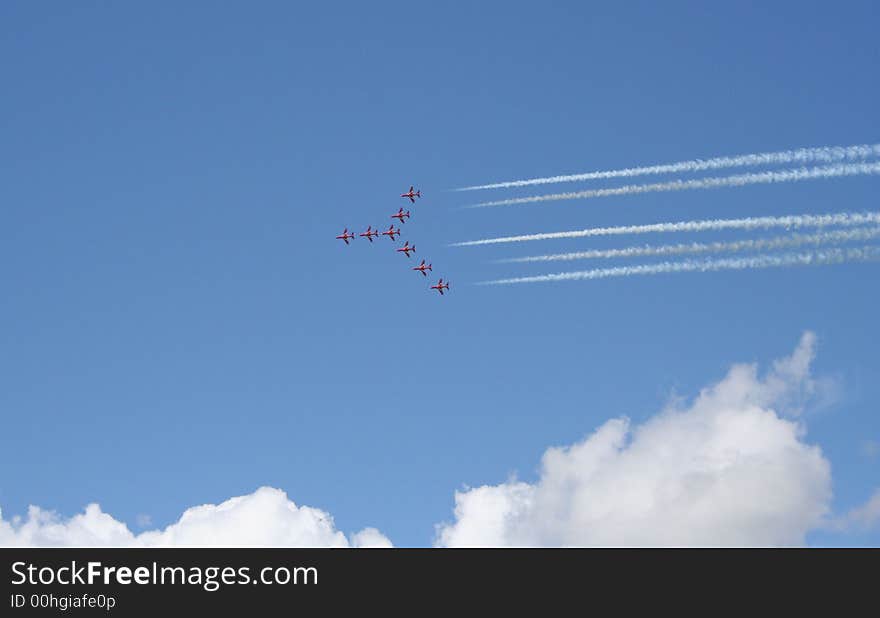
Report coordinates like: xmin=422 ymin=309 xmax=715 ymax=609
xmin=469 ymin=162 xmax=880 ymax=208
xmin=498 ymin=227 xmax=880 ymax=263
xmin=452 ymin=211 xmax=880 ymax=247
xmin=456 ymin=142 xmax=880 ymax=191
xmin=479 ymin=245 xmax=880 ymax=286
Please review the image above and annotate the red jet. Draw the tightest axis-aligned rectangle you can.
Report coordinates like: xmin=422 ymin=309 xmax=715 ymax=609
xmin=336 ymin=228 xmax=355 ymax=245
xmin=401 ymin=186 xmax=421 ymax=203
xmin=396 ymin=240 xmax=416 ymax=258
xmin=392 ymin=208 xmax=411 ymax=224
xmin=382 ymin=225 xmax=401 ymax=241
xmin=431 ymin=279 xmax=450 ymax=295
xmin=359 ymin=225 xmax=379 ymax=242
xmin=412 ymin=259 xmax=432 ymax=277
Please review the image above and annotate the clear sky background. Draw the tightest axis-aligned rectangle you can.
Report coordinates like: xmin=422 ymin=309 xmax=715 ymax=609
xmin=1 ymin=1 xmax=878 ymax=546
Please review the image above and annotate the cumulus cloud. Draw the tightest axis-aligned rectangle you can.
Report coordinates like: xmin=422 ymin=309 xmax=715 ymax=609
xmin=0 ymin=487 xmax=392 ymax=548
xmin=436 ymin=332 xmax=833 ymax=547
xmin=349 ymin=527 xmax=395 ymax=548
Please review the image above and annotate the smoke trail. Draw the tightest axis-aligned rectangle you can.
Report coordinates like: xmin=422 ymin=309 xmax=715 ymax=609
xmin=452 ymin=211 xmax=880 ymax=247
xmin=468 ymin=162 xmax=880 ymax=208
xmin=479 ymin=245 xmax=880 ymax=285
xmin=456 ymin=143 xmax=880 ymax=191
xmin=497 ymin=227 xmax=880 ymax=263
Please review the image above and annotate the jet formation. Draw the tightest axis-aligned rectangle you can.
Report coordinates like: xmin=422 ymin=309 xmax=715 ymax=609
xmin=336 ymin=186 xmax=450 ymax=295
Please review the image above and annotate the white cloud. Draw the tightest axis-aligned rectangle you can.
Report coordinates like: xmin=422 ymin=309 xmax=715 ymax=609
xmin=436 ymin=332 xmax=833 ymax=547
xmin=835 ymin=490 xmax=880 ymax=532
xmin=2 ymin=332 xmax=868 ymax=548
xmin=0 ymin=487 xmax=392 ymax=548
xmin=349 ymin=527 xmax=395 ymax=548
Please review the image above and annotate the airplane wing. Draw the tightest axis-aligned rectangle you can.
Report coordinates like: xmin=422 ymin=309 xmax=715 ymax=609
xmin=409 ymin=196 xmax=415 ymax=203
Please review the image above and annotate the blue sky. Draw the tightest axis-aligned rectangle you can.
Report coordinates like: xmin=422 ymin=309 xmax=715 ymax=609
xmin=1 ymin=1 xmax=878 ymax=546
